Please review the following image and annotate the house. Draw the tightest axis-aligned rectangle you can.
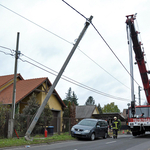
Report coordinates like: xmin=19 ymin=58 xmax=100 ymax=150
xmin=76 ymin=105 xmax=99 ymax=119
xmin=0 ymin=74 xmax=66 ymax=132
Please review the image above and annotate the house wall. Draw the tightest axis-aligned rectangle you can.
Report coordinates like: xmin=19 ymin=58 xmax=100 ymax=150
xmin=40 ymin=83 xmax=63 ymax=116
xmin=93 ymin=107 xmax=99 ymax=114
xmin=41 ymin=83 xmax=63 ymax=132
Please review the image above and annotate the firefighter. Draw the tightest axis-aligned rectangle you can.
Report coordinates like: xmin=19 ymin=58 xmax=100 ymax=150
xmin=111 ymin=116 xmax=120 ymax=139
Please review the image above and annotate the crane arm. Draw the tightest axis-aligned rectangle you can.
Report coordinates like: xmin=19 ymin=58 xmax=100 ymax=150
xmin=126 ymin=15 xmax=150 ymax=104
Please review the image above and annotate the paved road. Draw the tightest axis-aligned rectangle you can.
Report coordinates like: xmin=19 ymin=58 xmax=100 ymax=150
xmin=1 ymin=134 xmax=150 ymax=150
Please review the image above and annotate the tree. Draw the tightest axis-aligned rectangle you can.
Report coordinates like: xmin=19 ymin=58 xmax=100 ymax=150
xmin=63 ymin=87 xmax=78 ymax=106
xmin=63 ymin=100 xmax=69 ymax=106
xmin=22 ymin=93 xmax=53 ymax=122
xmin=62 ymin=102 xmax=76 ymax=132
xmin=72 ymin=92 xmax=78 ymax=106
xmin=69 ymin=102 xmax=76 ymax=128
xmin=65 ymin=87 xmax=72 ymax=101
xmin=102 ymin=102 xmax=120 ymax=113
xmin=97 ymin=103 xmax=103 ymax=114
xmin=63 ymin=87 xmax=72 ymax=106
xmin=85 ymin=96 xmax=95 ymax=105
xmin=0 ymin=101 xmax=10 ymax=137
xmin=15 ymin=93 xmax=53 ymax=134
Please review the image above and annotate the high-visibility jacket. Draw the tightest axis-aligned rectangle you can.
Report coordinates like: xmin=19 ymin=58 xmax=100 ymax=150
xmin=111 ymin=120 xmax=119 ymax=130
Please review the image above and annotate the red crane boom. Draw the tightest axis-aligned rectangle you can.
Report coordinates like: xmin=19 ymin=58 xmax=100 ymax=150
xmin=126 ymin=15 xmax=150 ymax=104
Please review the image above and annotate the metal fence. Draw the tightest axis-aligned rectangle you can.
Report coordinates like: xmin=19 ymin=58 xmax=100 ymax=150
xmin=0 ymin=112 xmax=9 ymax=138
xmin=0 ymin=114 xmax=81 ymax=138
xmin=0 ymin=114 xmax=129 ymax=139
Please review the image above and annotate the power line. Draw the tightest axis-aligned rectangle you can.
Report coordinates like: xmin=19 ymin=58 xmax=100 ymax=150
xmin=24 ymin=48 xmax=131 ymax=91
xmin=62 ymin=0 xmax=87 ymax=20
xmin=19 ymin=57 xmax=131 ymax=102
xmin=0 ymin=46 xmax=15 ymax=55
xmin=78 ymin=48 xmax=131 ymax=90
xmin=0 ymin=2 xmax=137 ymax=101
xmin=1 ymin=46 xmax=131 ymax=97
xmin=91 ymin=22 xmax=140 ymax=85
xmin=0 ymin=4 xmax=133 ymax=90
xmin=62 ymin=0 xmax=141 ymax=87
xmin=0 ymin=4 xmax=72 ymax=45
xmin=20 ymin=53 xmax=131 ymax=102
xmin=0 ymin=47 xmax=131 ymax=102
xmin=0 ymin=50 xmax=13 ymax=56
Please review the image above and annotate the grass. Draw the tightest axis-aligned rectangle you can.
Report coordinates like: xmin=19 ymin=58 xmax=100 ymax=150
xmin=0 ymin=130 xmax=131 ymax=148
xmin=0 ymin=132 xmax=75 ymax=148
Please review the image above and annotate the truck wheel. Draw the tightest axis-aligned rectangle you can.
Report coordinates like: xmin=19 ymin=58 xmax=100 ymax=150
xmin=90 ymin=133 xmax=95 ymax=141
xmin=132 ymin=132 xmax=137 ymax=136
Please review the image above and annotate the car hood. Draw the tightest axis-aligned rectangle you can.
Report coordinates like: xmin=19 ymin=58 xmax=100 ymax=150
xmin=73 ymin=124 xmax=94 ymax=130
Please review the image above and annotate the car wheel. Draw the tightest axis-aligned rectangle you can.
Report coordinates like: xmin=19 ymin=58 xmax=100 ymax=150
xmin=103 ymin=132 xmax=108 ymax=139
xmin=90 ymin=133 xmax=95 ymax=141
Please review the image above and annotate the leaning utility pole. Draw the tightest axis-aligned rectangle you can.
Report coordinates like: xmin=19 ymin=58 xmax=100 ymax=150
xmin=8 ymin=32 xmax=20 ymax=138
xmin=25 ymin=16 xmax=93 ymax=141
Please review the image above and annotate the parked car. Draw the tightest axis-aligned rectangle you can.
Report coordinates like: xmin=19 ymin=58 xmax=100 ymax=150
xmin=71 ymin=118 xmax=108 ymax=141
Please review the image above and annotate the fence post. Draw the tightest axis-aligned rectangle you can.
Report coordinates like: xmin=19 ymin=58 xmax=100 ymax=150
xmin=58 ymin=117 xmax=60 ymax=135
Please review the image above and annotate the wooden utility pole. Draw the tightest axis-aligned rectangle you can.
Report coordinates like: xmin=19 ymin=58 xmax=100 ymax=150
xmin=25 ymin=16 xmax=93 ymax=141
xmin=8 ymin=32 xmax=20 ymax=138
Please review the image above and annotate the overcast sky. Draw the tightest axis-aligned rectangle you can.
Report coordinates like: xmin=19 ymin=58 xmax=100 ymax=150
xmin=0 ymin=0 xmax=150 ymax=112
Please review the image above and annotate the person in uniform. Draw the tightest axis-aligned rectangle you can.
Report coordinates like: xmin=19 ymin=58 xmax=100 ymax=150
xmin=111 ymin=116 xmax=120 ymax=139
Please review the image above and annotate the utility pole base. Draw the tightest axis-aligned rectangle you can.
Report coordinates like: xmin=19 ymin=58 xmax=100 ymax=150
xmin=8 ymin=119 xmax=14 ymax=138
xmin=24 ymin=135 xmax=33 ymax=141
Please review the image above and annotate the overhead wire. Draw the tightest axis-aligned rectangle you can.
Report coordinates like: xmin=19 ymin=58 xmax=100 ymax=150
xmin=0 ymin=3 xmax=133 ymax=91
xmin=78 ymin=48 xmax=131 ymax=90
xmin=0 ymin=46 xmax=15 ymax=54
xmin=22 ymin=53 xmax=131 ymax=100
xmin=19 ymin=57 xmax=131 ymax=102
xmin=0 ymin=4 xmax=72 ymax=45
xmin=0 ymin=50 xmax=14 ymax=56
xmin=0 ymin=3 xmax=141 ymax=102
xmin=62 ymin=0 xmax=141 ymax=87
xmin=0 ymin=47 xmax=131 ymax=102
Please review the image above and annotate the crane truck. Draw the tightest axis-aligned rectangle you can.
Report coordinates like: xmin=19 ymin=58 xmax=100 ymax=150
xmin=126 ymin=14 xmax=150 ymax=136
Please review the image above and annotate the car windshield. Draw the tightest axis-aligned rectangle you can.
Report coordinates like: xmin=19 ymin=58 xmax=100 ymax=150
xmin=78 ymin=120 xmax=97 ymax=127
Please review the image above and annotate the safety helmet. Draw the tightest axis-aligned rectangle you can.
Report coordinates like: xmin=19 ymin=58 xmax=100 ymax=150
xmin=114 ymin=117 xmax=117 ymax=119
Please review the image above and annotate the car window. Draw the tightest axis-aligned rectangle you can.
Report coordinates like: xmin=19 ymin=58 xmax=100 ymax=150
xmin=78 ymin=120 xmax=97 ymax=127
xmin=103 ymin=121 xmax=108 ymax=126
xmin=102 ymin=121 xmax=106 ymax=127
xmin=98 ymin=121 xmax=108 ymax=127
xmin=99 ymin=121 xmax=103 ymax=127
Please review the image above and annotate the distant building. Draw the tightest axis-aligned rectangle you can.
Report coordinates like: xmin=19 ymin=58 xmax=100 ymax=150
xmin=76 ymin=105 xmax=99 ymax=119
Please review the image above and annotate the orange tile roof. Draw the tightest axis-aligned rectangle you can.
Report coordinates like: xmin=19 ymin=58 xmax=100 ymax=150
xmin=0 ymin=78 xmax=47 ymax=104
xmin=0 ymin=75 xmax=66 ymax=107
xmin=0 ymin=74 xmax=23 ymax=88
